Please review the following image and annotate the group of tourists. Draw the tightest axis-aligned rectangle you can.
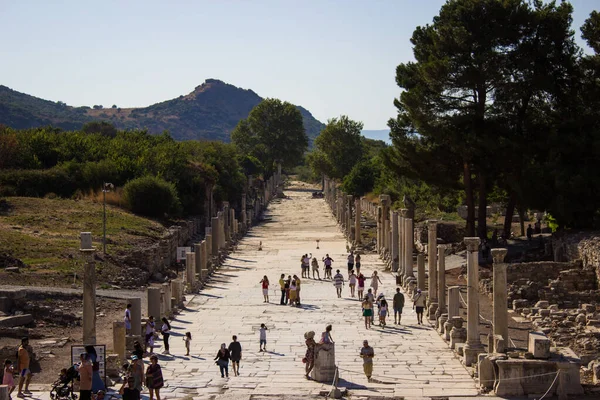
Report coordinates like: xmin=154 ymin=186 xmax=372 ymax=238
xmin=2 ymin=337 xmax=32 ymax=398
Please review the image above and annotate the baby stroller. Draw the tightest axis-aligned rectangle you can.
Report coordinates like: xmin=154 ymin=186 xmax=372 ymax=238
xmin=50 ymin=365 xmax=79 ymax=400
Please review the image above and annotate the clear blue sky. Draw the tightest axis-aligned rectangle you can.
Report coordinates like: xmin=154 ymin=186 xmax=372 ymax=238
xmin=0 ymin=0 xmax=596 ymax=130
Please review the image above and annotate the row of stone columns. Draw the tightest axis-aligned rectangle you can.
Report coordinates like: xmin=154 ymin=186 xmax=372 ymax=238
xmin=323 ymin=177 xmax=362 ymax=246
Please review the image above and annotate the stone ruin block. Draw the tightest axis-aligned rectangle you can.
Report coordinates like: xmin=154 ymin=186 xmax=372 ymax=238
xmin=528 ymin=331 xmax=551 ymax=359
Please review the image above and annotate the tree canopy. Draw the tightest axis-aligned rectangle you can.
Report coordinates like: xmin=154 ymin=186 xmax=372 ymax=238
xmin=231 ymin=98 xmax=308 ymax=178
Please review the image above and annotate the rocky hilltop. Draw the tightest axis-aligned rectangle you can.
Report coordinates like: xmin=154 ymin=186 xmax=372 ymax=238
xmin=0 ymin=79 xmax=325 ymax=142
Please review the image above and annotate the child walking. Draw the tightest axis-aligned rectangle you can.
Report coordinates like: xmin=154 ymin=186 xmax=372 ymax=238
xmin=183 ymin=332 xmax=192 ymax=356
xmin=259 ymin=323 xmax=268 ymax=352
xmin=3 ymin=359 xmax=15 ymax=397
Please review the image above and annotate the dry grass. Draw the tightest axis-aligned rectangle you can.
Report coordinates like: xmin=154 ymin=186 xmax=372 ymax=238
xmin=84 ymin=187 xmax=125 ymax=208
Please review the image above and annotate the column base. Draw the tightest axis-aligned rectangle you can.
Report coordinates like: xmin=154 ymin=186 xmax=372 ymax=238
xmin=427 ymin=302 xmax=438 ymax=320
xmin=463 ymin=342 xmax=485 ymax=367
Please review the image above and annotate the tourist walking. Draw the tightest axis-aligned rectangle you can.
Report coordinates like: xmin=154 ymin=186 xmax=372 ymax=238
xmin=183 ymin=332 xmax=192 ymax=356
xmin=355 ymin=253 xmax=361 ymax=275
xmin=3 ymin=359 xmax=15 ymax=397
xmin=413 ymin=289 xmax=426 ymax=325
xmin=370 ymin=271 xmax=383 ymax=296
xmin=311 ymin=257 xmax=321 ymax=280
xmin=16 ymin=337 xmax=32 ymax=398
xmin=393 ymin=288 xmax=405 ymax=325
xmin=160 ymin=317 xmax=171 ymax=355
xmin=366 ymin=289 xmax=375 ymax=324
xmin=348 ymin=270 xmax=357 ymax=297
xmin=303 ymin=254 xmax=312 ymax=278
xmin=347 ymin=252 xmax=354 ymax=275
xmin=379 ymin=296 xmax=389 ymax=327
xmin=259 ymin=323 xmax=268 ymax=352
xmin=322 ymin=254 xmax=334 ymax=279
xmin=145 ymin=355 xmax=164 ymax=400
xmin=228 ymin=335 xmax=242 ymax=376
xmin=259 ymin=275 xmax=270 ymax=303
xmin=303 ymin=331 xmax=316 ymax=379
xmin=78 ymin=353 xmax=93 ymax=400
xmin=124 ymin=304 xmax=132 ymax=335
xmin=132 ymin=341 xmax=144 ymax=360
xmin=130 ymin=355 xmax=144 ymax=396
xmin=333 ymin=269 xmax=344 ymax=298
xmin=214 ymin=344 xmax=230 ymax=378
xmin=362 ymin=298 xmax=373 ymax=329
xmin=279 ymin=274 xmax=287 ymax=305
xmin=357 ymin=272 xmax=366 ymax=300
xmin=360 ymin=340 xmax=375 ymax=381
xmin=118 ymin=362 xmax=137 ymax=400
xmin=144 ymin=316 xmax=155 ymax=353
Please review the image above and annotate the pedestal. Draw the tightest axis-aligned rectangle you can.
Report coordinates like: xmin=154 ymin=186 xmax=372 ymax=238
xmin=112 ymin=321 xmax=126 ymax=362
xmin=312 ymin=343 xmax=336 ymax=383
xmin=126 ymin=298 xmax=142 ymax=337
xmin=147 ymin=288 xmax=161 ymax=319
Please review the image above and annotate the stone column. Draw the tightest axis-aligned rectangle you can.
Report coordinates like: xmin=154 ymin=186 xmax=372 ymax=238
xmin=219 ymin=212 xmax=226 ymax=248
xmin=380 ymin=195 xmax=390 ymax=253
xmin=112 ymin=321 xmax=126 ymax=362
xmin=376 ymin=206 xmax=383 ymax=253
xmin=464 ymin=237 xmax=483 ymax=366
xmin=211 ymin=217 xmax=220 ymax=255
xmin=127 ymin=298 xmax=142 ymax=336
xmin=241 ymin=194 xmax=247 ymax=230
xmin=83 ymin=259 xmax=96 ymax=344
xmin=200 ymin=240 xmax=208 ymax=280
xmin=417 ymin=254 xmax=426 ymax=291
xmin=391 ymin=211 xmax=399 ymax=272
xmin=436 ymin=244 xmax=447 ymax=316
xmin=492 ymin=248 xmax=509 ymax=352
xmin=346 ymin=195 xmax=353 ymax=240
xmin=230 ymin=209 xmax=236 ymax=238
xmin=448 ymin=286 xmax=460 ymax=319
xmin=404 ymin=216 xmax=414 ymax=278
xmin=398 ymin=212 xmax=405 ymax=277
xmin=147 ymin=287 xmax=161 ymax=319
xmin=161 ymin=283 xmax=172 ymax=317
xmin=194 ymin=243 xmax=202 ymax=275
xmin=80 ymin=232 xmax=96 ymax=345
xmin=427 ymin=220 xmax=438 ymax=319
xmin=185 ymin=251 xmax=195 ymax=290
xmin=354 ymin=198 xmax=361 ymax=245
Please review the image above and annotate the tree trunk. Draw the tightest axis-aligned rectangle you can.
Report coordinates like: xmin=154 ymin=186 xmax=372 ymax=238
xmin=463 ymin=161 xmax=475 ymax=237
xmin=503 ymin=193 xmax=516 ymax=239
xmin=519 ymin=206 xmax=526 ymax=237
xmin=477 ymin=172 xmax=487 ymax=240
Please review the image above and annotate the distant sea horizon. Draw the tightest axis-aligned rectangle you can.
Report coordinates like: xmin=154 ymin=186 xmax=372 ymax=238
xmin=361 ymin=129 xmax=390 ymax=144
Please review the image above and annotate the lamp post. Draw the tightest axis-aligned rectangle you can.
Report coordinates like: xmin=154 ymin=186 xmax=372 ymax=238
xmin=102 ymin=183 xmax=114 ymax=254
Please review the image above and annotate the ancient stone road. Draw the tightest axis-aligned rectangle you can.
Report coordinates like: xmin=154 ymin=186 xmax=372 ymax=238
xmin=153 ymin=183 xmax=493 ymax=400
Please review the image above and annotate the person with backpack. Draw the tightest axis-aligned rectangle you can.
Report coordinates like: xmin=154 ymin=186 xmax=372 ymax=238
xmin=412 ymin=289 xmax=426 ymax=325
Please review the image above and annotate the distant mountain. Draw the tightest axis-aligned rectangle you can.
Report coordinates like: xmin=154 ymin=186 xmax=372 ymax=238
xmin=0 ymin=79 xmax=325 ymax=142
xmin=361 ymin=129 xmax=391 ymax=143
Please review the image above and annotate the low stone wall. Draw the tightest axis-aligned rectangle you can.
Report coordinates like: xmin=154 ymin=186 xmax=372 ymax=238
xmin=552 ymin=231 xmax=600 ymax=283
xmin=507 ymin=261 xmax=581 ymax=283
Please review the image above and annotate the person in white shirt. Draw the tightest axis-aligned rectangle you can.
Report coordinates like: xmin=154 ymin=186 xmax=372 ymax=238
xmin=333 ymin=270 xmax=344 ymax=298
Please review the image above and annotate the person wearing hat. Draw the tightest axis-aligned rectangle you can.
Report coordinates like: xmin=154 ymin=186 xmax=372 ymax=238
xmin=303 ymin=331 xmax=316 ymax=379
xmin=413 ymin=289 xmax=426 ymax=325
xmin=378 ymin=295 xmax=389 ymax=327
xmin=359 ymin=340 xmax=374 ymax=381
xmin=145 ymin=354 xmax=164 ymax=400
xmin=130 ymin=354 xmax=144 ymax=396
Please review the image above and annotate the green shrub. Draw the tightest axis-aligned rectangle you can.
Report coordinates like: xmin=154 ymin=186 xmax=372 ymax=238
xmin=123 ymin=176 xmax=181 ymax=217
xmin=0 ymin=167 xmax=77 ymax=198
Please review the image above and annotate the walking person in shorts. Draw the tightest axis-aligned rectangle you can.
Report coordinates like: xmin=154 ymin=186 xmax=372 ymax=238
xmin=347 ymin=252 xmax=355 ymax=275
xmin=259 ymin=275 xmax=270 ymax=303
xmin=357 ymin=272 xmax=366 ymax=300
xmin=360 ymin=340 xmax=375 ymax=381
xmin=348 ymin=270 xmax=357 ymax=297
xmin=413 ymin=289 xmax=426 ymax=325
xmin=228 ymin=335 xmax=242 ymax=376
xmin=16 ymin=337 xmax=32 ymax=398
xmin=322 ymin=254 xmax=334 ymax=279
xmin=393 ymin=288 xmax=405 ymax=325
xmin=355 ymin=253 xmax=361 ymax=275
xmin=333 ymin=270 xmax=344 ymax=298
xmin=259 ymin=324 xmax=268 ymax=352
